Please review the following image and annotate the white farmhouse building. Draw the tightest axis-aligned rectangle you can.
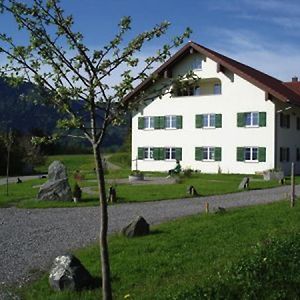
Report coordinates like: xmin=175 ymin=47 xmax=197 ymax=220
xmin=126 ymin=41 xmax=300 ymax=175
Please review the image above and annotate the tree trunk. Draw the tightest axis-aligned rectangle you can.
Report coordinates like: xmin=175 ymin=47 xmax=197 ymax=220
xmin=93 ymin=144 xmax=112 ymax=300
xmin=6 ymin=147 xmax=10 ymax=196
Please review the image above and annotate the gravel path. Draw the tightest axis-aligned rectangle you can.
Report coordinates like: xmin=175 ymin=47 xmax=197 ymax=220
xmin=1 ymin=184 xmax=300 ymax=289
xmin=0 ymin=175 xmax=46 ymax=186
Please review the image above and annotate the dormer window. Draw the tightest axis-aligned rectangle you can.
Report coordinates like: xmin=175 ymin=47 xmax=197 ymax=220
xmin=191 ymin=57 xmax=202 ymax=70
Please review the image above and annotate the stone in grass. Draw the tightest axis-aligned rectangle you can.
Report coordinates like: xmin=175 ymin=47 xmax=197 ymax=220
xmin=121 ymin=216 xmax=150 ymax=238
xmin=38 ymin=161 xmax=72 ymax=201
xmin=214 ymin=207 xmax=227 ymax=214
xmin=49 ymin=254 xmax=94 ymax=291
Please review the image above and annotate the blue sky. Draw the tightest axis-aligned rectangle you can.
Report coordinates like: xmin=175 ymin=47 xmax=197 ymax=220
xmin=2 ymin=0 xmax=300 ymax=81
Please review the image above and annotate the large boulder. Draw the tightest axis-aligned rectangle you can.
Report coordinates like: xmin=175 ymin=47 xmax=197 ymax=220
xmin=121 ymin=216 xmax=150 ymax=238
xmin=37 ymin=161 xmax=72 ymax=201
xmin=49 ymin=254 xmax=94 ymax=291
xmin=48 ymin=160 xmax=69 ymax=181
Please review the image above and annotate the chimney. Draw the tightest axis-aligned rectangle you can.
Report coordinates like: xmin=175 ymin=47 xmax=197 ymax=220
xmin=292 ymin=76 xmax=298 ymax=82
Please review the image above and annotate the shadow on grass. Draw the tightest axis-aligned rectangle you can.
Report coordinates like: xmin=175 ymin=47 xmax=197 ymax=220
xmin=88 ymin=276 xmax=102 ymax=290
xmin=150 ymin=229 xmax=164 ymax=236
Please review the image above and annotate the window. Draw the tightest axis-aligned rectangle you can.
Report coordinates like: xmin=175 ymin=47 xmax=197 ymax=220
xmin=297 ymin=148 xmax=300 ymax=161
xmin=144 ymin=147 xmax=154 ymax=160
xmin=165 ymin=115 xmax=177 ymax=129
xmin=237 ymin=147 xmax=266 ymax=162
xmin=280 ymin=113 xmax=290 ymax=128
xmin=144 ymin=116 xmax=154 ymax=129
xmin=195 ymin=147 xmax=222 ymax=161
xmin=203 ymin=147 xmax=215 ymax=161
xmin=245 ymin=112 xmax=259 ymax=127
xmin=191 ymin=57 xmax=202 ymax=70
xmin=165 ymin=147 xmax=176 ymax=160
xmin=196 ymin=114 xmax=222 ymax=128
xmin=280 ymin=147 xmax=290 ymax=162
xmin=297 ymin=117 xmax=300 ymax=130
xmin=237 ymin=112 xmax=266 ymax=127
xmin=245 ymin=147 xmax=258 ymax=161
xmin=203 ymin=114 xmax=216 ymax=128
xmin=214 ymin=83 xmax=221 ymax=95
xmin=194 ymin=86 xmax=201 ymax=95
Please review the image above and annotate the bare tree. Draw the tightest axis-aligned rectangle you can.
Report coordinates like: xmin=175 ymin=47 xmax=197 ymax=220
xmin=0 ymin=1 xmax=192 ymax=298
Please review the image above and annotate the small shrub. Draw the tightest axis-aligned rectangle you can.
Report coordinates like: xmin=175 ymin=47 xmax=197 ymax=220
xmin=130 ymin=170 xmax=143 ymax=176
xmin=183 ymin=168 xmax=193 ymax=178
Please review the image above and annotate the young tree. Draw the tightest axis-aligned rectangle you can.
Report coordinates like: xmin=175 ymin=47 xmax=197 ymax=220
xmin=0 ymin=128 xmax=14 ymax=195
xmin=0 ymin=1 xmax=192 ymax=298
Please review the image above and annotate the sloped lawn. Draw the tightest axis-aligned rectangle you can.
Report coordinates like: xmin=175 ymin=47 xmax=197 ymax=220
xmin=20 ymin=201 xmax=300 ymax=299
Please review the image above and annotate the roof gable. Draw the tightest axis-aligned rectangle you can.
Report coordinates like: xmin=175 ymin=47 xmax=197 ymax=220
xmin=124 ymin=41 xmax=300 ymax=106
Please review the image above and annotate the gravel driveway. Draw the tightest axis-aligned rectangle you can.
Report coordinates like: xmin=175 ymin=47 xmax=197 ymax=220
xmin=1 ymin=184 xmax=299 ymax=289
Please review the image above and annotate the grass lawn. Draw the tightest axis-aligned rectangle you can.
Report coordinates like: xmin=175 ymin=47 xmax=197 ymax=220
xmin=1 ymin=153 xmax=299 ymax=208
xmin=19 ymin=201 xmax=300 ymax=299
xmin=0 ymin=171 xmax=287 ymax=208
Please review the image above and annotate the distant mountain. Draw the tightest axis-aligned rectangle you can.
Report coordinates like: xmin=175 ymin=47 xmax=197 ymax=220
xmin=0 ymin=78 xmax=59 ymax=134
xmin=0 ymin=78 xmax=129 ymax=152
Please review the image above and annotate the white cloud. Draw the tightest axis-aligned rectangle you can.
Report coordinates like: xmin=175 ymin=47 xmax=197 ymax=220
xmin=209 ymin=28 xmax=300 ymax=81
xmin=242 ymin=0 xmax=300 ymax=15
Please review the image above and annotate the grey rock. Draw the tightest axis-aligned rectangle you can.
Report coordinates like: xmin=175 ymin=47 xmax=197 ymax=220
xmin=263 ymin=170 xmax=284 ymax=181
xmin=48 ymin=161 xmax=68 ymax=182
xmin=38 ymin=179 xmax=72 ymax=201
xmin=49 ymin=254 xmax=94 ymax=291
xmin=238 ymin=177 xmax=250 ymax=190
xmin=37 ymin=161 xmax=72 ymax=201
xmin=214 ymin=207 xmax=227 ymax=214
xmin=121 ymin=216 xmax=150 ymax=237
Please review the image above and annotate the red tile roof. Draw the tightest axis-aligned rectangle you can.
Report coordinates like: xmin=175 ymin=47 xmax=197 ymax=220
xmin=284 ymin=82 xmax=300 ymax=96
xmin=124 ymin=41 xmax=300 ymax=106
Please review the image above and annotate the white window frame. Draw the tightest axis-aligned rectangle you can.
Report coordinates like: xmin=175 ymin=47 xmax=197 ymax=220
xmin=244 ymin=147 xmax=258 ymax=162
xmin=203 ymin=114 xmax=216 ymax=128
xmin=245 ymin=112 xmax=259 ymax=127
xmin=144 ymin=116 xmax=154 ymax=130
xmin=144 ymin=147 xmax=154 ymax=160
xmin=165 ymin=115 xmax=177 ymax=129
xmin=165 ymin=147 xmax=176 ymax=160
xmin=203 ymin=147 xmax=215 ymax=161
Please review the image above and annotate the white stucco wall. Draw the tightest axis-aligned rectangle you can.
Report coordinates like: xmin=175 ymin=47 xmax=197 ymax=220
xmin=132 ymin=53 xmax=276 ymax=174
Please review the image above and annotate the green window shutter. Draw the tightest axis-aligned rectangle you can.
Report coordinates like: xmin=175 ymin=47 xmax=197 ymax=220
xmin=159 ymin=148 xmax=165 ymax=160
xmin=215 ymin=114 xmax=222 ymax=128
xmin=215 ymin=147 xmax=222 ymax=161
xmin=259 ymin=112 xmax=266 ymax=127
xmin=176 ymin=116 xmax=183 ymax=129
xmin=237 ymin=147 xmax=244 ymax=161
xmin=153 ymin=148 xmax=160 ymax=160
xmin=154 ymin=117 xmax=160 ymax=129
xmin=159 ymin=116 xmax=165 ymax=129
xmin=138 ymin=117 xmax=144 ymax=129
xmin=195 ymin=147 xmax=203 ymax=161
xmin=195 ymin=115 xmax=203 ymax=128
xmin=175 ymin=148 xmax=182 ymax=160
xmin=258 ymin=147 xmax=266 ymax=162
xmin=138 ymin=147 xmax=144 ymax=160
xmin=237 ymin=113 xmax=245 ymax=127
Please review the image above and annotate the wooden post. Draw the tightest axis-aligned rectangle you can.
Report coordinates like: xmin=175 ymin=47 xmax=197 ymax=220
xmin=291 ymin=162 xmax=295 ymax=207
xmin=205 ymin=202 xmax=209 ymax=214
